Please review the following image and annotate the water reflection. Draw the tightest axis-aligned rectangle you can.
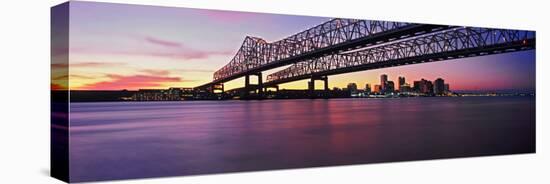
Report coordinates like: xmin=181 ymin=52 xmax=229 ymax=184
xmin=69 ymin=97 xmax=535 ymax=182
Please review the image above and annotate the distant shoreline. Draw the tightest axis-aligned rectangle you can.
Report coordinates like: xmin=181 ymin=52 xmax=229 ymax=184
xmin=66 ymin=93 xmax=535 ymax=103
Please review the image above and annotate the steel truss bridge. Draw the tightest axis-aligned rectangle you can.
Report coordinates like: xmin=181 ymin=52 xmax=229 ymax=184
xmin=195 ymin=18 xmax=535 ymax=98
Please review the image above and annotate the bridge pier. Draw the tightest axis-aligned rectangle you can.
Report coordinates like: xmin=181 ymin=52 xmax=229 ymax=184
xmin=257 ymin=73 xmax=263 ymax=98
xmin=212 ymin=83 xmax=224 ymax=93
xmin=264 ymin=85 xmax=279 ymax=92
xmin=262 ymin=85 xmax=279 ymax=99
xmin=243 ymin=75 xmax=250 ymax=99
xmin=243 ymin=72 xmax=263 ymax=100
xmin=308 ymin=75 xmax=329 ymax=98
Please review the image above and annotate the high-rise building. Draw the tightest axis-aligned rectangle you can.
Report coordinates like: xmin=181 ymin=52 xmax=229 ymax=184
xmin=386 ymin=81 xmax=395 ymax=93
xmin=413 ymin=80 xmax=421 ymax=92
xmin=398 ymin=76 xmax=405 ymax=91
xmin=444 ymin=84 xmax=450 ymax=93
xmin=400 ymin=84 xmax=412 ymax=93
xmin=380 ymin=74 xmax=388 ymax=92
xmin=413 ymin=78 xmax=434 ymax=95
xmin=347 ymin=83 xmax=358 ymax=93
xmin=365 ymin=83 xmax=371 ymax=93
xmin=434 ymin=78 xmax=445 ymax=95
xmin=373 ymin=85 xmax=381 ymax=93
xmin=425 ymin=80 xmax=434 ymax=95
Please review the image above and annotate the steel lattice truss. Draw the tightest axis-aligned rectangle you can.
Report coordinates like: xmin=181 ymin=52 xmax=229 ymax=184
xmin=213 ymin=18 xmax=413 ymax=81
xmin=266 ymin=27 xmax=535 ymax=84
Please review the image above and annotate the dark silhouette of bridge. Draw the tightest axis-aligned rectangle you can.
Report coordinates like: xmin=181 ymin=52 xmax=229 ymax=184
xmin=195 ymin=18 xmax=535 ymax=99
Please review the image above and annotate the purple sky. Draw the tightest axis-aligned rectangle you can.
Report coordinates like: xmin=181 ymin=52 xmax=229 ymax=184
xmin=58 ymin=1 xmax=535 ymax=92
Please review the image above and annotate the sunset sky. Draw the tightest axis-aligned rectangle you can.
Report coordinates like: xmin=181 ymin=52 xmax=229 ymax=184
xmin=54 ymin=1 xmax=536 ymax=92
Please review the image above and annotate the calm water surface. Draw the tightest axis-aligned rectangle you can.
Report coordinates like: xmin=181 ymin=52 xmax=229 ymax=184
xmin=69 ymin=97 xmax=535 ymax=182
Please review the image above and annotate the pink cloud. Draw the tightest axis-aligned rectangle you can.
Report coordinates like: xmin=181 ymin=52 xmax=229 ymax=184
xmin=70 ymin=74 xmax=96 ymax=80
xmin=144 ymin=36 xmax=182 ymax=48
xmin=78 ymin=74 xmax=189 ymax=90
xmin=139 ymin=35 xmax=233 ymax=59
xmin=144 ymin=49 xmax=232 ymax=60
xmin=70 ymin=34 xmax=233 ymax=60
xmin=140 ymin=69 xmax=171 ymax=76
xmin=70 ymin=38 xmax=232 ymax=60
xmin=174 ymin=69 xmax=215 ymax=73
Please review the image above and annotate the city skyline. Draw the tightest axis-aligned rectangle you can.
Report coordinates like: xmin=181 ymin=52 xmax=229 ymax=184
xmin=55 ymin=1 xmax=535 ymax=93
xmin=342 ymin=74 xmax=450 ymax=95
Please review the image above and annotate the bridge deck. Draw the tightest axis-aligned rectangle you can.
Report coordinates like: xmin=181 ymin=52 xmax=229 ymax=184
xmin=196 ymin=23 xmax=448 ymax=89
xmin=263 ymin=39 xmax=535 ymax=87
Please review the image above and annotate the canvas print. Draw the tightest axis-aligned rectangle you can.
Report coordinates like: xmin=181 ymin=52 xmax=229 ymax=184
xmin=51 ymin=1 xmax=536 ymax=183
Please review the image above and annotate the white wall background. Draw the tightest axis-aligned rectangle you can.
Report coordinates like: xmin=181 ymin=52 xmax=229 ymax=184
xmin=0 ymin=0 xmax=547 ymax=183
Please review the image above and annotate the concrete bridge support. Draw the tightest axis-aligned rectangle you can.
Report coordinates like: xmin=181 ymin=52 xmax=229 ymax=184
xmin=243 ymin=72 xmax=263 ymax=99
xmin=264 ymin=85 xmax=279 ymax=92
xmin=308 ymin=75 xmax=329 ymax=98
xmin=212 ymin=83 xmax=224 ymax=93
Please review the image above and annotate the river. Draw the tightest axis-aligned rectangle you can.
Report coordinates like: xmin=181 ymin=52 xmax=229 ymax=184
xmin=68 ymin=97 xmax=535 ymax=182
